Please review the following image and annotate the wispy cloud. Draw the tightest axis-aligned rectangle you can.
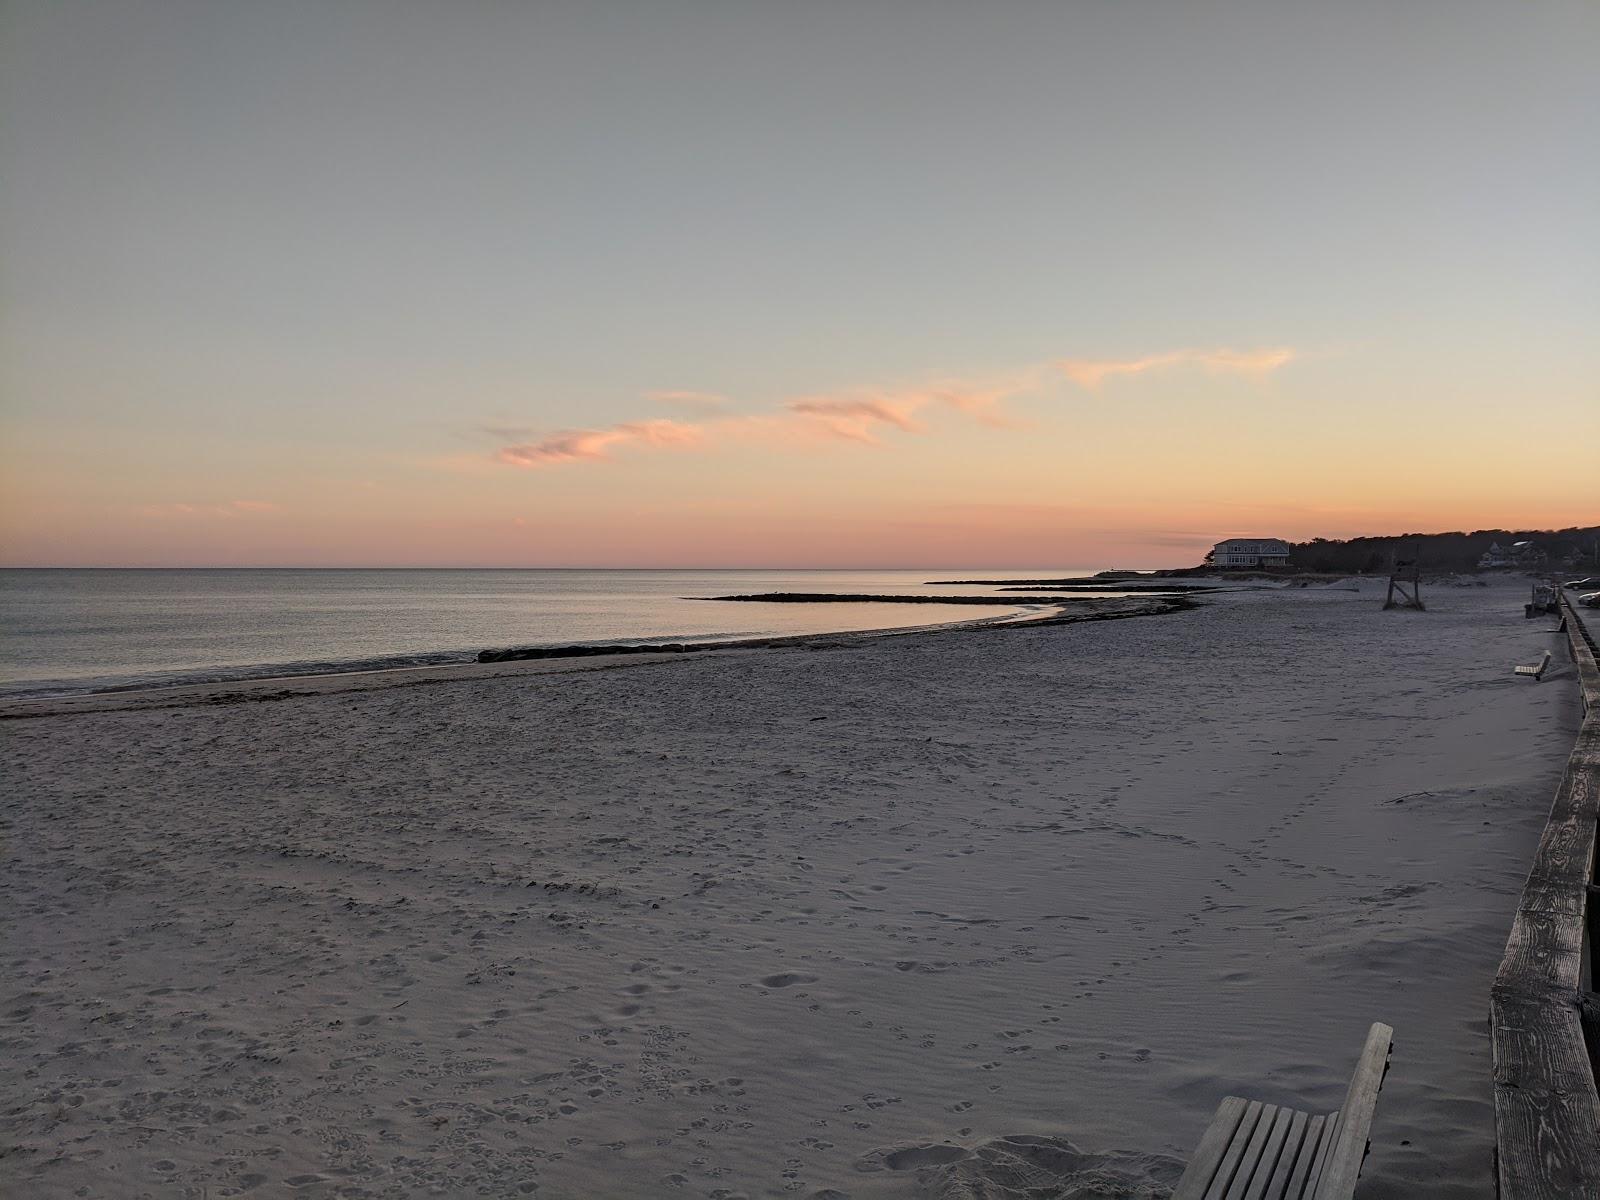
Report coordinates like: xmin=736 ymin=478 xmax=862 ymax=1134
xmin=787 ymin=396 xmax=923 ymax=443
xmin=491 ymin=348 xmax=1295 ymax=468
xmin=498 ymin=419 xmax=701 ymax=467
xmin=496 ymin=376 xmax=1033 ymax=466
xmin=1057 ymin=346 xmax=1294 ymax=390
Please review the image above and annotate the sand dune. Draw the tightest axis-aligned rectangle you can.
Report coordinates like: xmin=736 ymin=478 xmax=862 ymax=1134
xmin=0 ymin=576 xmax=1575 ymax=1198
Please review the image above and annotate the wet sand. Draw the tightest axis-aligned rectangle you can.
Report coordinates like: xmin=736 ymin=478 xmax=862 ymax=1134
xmin=0 ymin=576 xmax=1575 ymax=1198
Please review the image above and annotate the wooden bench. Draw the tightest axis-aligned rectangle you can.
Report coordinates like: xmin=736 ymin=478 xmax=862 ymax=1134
xmin=1513 ymin=650 xmax=1552 ymax=680
xmin=1172 ymin=1023 xmax=1393 ymax=1200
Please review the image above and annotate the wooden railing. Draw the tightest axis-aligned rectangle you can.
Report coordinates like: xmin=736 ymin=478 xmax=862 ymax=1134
xmin=1490 ymin=593 xmax=1600 ymax=1197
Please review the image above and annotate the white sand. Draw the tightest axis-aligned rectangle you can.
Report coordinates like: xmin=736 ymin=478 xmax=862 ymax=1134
xmin=0 ymin=577 xmax=1577 ymax=1199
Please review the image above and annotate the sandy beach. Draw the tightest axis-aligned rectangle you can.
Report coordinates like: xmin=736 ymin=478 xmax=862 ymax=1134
xmin=0 ymin=575 xmax=1577 ymax=1199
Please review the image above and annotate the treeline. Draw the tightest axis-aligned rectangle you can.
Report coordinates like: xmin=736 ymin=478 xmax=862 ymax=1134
xmin=1285 ymin=527 xmax=1600 ymax=574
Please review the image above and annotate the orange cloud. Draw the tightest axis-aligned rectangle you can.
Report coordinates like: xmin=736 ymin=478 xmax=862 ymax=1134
xmin=1058 ymin=346 xmax=1295 ymax=389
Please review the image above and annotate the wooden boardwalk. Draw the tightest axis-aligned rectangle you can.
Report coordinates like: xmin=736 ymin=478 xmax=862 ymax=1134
xmin=1489 ymin=592 xmax=1600 ymax=1197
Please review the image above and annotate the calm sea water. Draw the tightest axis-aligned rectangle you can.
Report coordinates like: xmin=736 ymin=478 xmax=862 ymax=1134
xmin=0 ymin=568 xmax=1105 ymax=699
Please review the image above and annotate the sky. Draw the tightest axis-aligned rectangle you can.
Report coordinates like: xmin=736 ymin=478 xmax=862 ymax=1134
xmin=1 ymin=0 xmax=1596 ymax=568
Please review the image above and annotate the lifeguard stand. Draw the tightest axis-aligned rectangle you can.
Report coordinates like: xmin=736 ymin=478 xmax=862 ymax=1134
xmin=1383 ymin=542 xmax=1424 ymax=611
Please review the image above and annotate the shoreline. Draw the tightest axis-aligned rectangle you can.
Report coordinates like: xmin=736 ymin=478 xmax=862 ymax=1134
xmin=0 ymin=568 xmax=1120 ymax=709
xmin=696 ymin=590 xmax=1200 ymax=603
xmin=0 ymin=595 xmax=1187 ymax=720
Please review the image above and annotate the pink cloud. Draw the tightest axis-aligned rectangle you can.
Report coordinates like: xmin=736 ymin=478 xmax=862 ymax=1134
xmin=1058 ymin=347 xmax=1295 ymax=389
xmin=494 ymin=369 xmax=1042 ymax=466
xmin=923 ymin=372 xmax=1043 ymax=428
xmin=489 ymin=347 xmax=1294 ymax=470
xmin=498 ymin=419 xmax=701 ymax=467
xmin=784 ymin=369 xmax=1045 ymax=444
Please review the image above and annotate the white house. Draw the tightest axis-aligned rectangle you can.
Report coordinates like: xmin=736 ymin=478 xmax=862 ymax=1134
xmin=1478 ymin=540 xmax=1546 ymax=570
xmin=1209 ymin=537 xmax=1291 ymax=568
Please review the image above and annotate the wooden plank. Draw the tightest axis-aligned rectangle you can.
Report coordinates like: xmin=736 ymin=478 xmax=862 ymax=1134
xmin=1313 ymin=1023 xmax=1392 ymax=1198
xmin=1493 ymin=725 xmax=1600 ymax=994
xmin=1205 ymin=1100 xmax=1267 ymax=1200
xmin=1223 ymin=1102 xmax=1283 ymax=1200
xmin=1303 ymin=1111 xmax=1340 ymax=1198
xmin=1491 ymin=995 xmax=1600 ymax=1199
xmin=1172 ymin=1096 xmax=1250 ymax=1200
xmin=1239 ymin=1104 xmax=1297 ymax=1200
xmin=1257 ymin=1108 xmax=1311 ymax=1200
xmin=1283 ymin=1113 xmax=1328 ymax=1200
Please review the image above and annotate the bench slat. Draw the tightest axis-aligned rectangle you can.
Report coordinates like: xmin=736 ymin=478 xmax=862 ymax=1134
xmin=1223 ymin=1102 xmax=1282 ymax=1200
xmin=1172 ymin=1096 xmax=1251 ymax=1200
xmin=1313 ymin=1023 xmax=1393 ymax=1199
xmin=1238 ymin=1104 xmax=1297 ymax=1200
xmin=1205 ymin=1100 xmax=1268 ymax=1200
xmin=1284 ymin=1113 xmax=1329 ymax=1199
xmin=1305 ymin=1111 xmax=1341 ymax=1198
xmin=1256 ymin=1108 xmax=1311 ymax=1199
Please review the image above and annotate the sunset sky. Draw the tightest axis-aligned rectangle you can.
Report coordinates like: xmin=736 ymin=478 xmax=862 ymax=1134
xmin=2 ymin=1 xmax=1596 ymax=568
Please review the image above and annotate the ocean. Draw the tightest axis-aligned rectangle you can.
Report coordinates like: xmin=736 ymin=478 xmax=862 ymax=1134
xmin=0 ymin=567 xmax=1107 ymax=699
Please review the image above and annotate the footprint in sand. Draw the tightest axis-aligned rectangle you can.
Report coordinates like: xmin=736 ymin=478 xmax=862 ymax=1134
xmin=759 ymin=972 xmax=818 ymax=988
xmin=857 ymin=1142 xmax=970 ymax=1172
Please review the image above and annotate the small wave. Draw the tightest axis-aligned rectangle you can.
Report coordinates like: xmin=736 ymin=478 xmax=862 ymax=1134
xmin=0 ymin=649 xmax=477 ymax=700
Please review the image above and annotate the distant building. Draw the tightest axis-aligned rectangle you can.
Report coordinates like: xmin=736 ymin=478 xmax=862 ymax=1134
xmin=1209 ymin=538 xmax=1291 ymax=568
xmin=1478 ymin=540 xmax=1546 ymax=570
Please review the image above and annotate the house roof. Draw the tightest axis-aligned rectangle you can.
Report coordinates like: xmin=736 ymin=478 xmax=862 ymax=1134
xmin=1213 ymin=537 xmax=1290 ymax=550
